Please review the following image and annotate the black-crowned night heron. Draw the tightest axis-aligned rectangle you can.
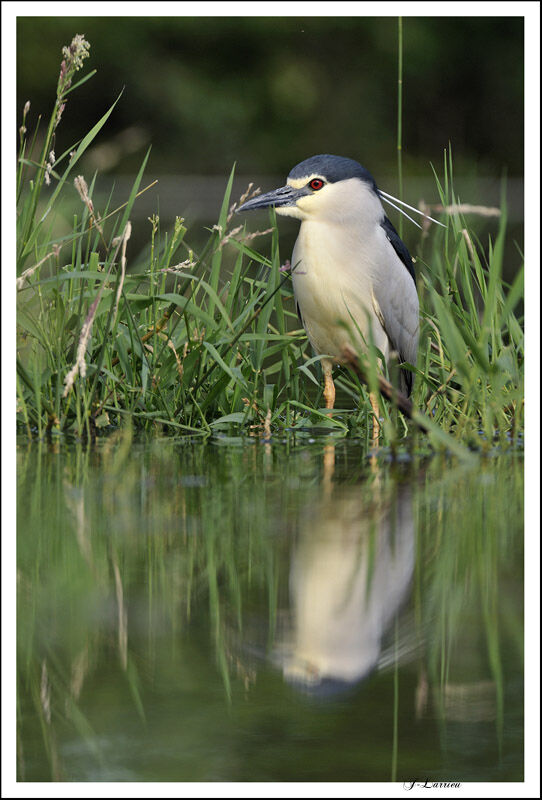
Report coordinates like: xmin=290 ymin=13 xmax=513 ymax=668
xmin=276 ymin=482 xmax=414 ymax=693
xmin=237 ymin=154 xmax=441 ymax=423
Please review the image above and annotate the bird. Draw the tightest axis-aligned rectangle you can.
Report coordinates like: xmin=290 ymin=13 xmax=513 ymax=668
xmin=236 ymin=154 xmax=442 ymax=428
xmin=276 ymin=482 xmax=414 ymax=693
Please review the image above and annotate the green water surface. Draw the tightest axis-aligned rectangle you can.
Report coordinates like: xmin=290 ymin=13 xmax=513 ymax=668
xmin=16 ymin=433 xmax=524 ymax=782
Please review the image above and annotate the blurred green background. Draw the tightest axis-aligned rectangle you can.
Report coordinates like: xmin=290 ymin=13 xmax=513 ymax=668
xmin=16 ymin=16 xmax=524 ymax=264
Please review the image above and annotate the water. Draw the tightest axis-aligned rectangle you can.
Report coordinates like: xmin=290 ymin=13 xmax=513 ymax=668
xmin=16 ymin=433 xmax=524 ymax=782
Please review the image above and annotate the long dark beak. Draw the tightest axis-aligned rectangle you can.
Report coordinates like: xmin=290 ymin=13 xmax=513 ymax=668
xmin=236 ymin=184 xmax=307 ymax=213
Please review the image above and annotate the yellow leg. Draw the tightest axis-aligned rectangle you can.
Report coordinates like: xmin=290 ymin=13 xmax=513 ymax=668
xmin=323 ymin=442 xmax=336 ymax=494
xmin=323 ymin=364 xmax=335 ymax=410
xmin=370 ymin=391 xmax=381 ymax=444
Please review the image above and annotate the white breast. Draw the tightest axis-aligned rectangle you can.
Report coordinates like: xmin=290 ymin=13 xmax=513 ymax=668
xmin=292 ymin=219 xmax=391 ymax=362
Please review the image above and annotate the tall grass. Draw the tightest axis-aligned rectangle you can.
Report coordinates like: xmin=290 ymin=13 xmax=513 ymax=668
xmin=16 ymin=35 xmax=524 ymax=452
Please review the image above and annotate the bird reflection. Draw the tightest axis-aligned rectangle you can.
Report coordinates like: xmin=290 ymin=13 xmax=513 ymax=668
xmin=275 ymin=472 xmax=415 ymax=694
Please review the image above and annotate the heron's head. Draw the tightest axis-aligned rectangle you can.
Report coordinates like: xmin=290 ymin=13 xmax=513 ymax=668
xmin=236 ymin=154 xmax=382 ymax=224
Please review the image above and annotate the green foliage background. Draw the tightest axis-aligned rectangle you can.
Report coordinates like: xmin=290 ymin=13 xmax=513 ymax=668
xmin=17 ymin=17 xmax=523 ymax=178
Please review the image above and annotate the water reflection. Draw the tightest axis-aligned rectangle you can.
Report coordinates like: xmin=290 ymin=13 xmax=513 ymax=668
xmin=16 ymin=438 xmax=524 ymax=782
xmin=274 ymin=472 xmax=415 ymax=693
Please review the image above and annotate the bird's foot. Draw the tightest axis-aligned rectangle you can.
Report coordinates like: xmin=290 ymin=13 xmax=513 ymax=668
xmin=370 ymin=391 xmax=381 ymax=444
xmin=324 ymin=373 xmax=336 ymax=411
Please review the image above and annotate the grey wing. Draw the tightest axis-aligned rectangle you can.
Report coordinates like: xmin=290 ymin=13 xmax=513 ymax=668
xmin=373 ymin=218 xmax=419 ymax=395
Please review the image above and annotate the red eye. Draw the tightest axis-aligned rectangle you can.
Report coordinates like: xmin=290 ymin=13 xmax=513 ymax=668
xmin=309 ymin=178 xmax=324 ymax=191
